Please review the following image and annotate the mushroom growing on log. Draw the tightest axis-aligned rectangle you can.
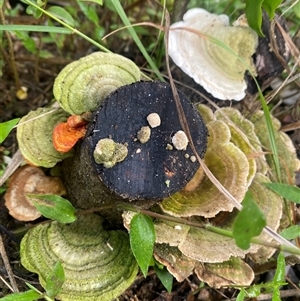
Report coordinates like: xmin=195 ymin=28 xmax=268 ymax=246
xmin=4 ymin=165 xmax=66 ymax=221
xmin=17 ymin=107 xmax=72 ymax=168
xmin=168 ymin=8 xmax=258 ymax=101
xmin=168 ymin=9 xmax=291 ymax=104
xmin=53 ymin=52 xmax=141 ymax=115
xmin=62 ymin=81 xmax=208 ymax=211
xmin=21 ymin=214 xmax=138 ymax=301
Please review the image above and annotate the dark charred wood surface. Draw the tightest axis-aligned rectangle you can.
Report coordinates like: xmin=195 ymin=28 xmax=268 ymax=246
xmin=85 ymin=81 xmax=208 ymax=200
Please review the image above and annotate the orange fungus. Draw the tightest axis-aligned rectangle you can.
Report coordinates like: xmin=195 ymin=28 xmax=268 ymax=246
xmin=52 ymin=115 xmax=88 ymax=153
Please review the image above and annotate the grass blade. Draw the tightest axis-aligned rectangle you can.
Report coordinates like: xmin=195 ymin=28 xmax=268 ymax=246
xmin=110 ymin=0 xmax=163 ymax=81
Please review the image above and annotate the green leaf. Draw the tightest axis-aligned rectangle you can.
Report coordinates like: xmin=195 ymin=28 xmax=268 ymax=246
xmin=15 ymin=31 xmax=37 ymax=53
xmin=129 ymin=213 xmax=155 ymax=277
xmin=76 ymin=0 xmax=99 ymax=26
xmin=0 ymin=118 xmax=20 ymax=143
xmin=246 ymin=285 xmax=261 ymax=297
xmin=45 ymin=261 xmax=65 ymax=299
xmin=272 ymin=253 xmax=286 ymax=301
xmin=38 ymin=50 xmax=54 ymax=59
xmin=236 ymin=288 xmax=246 ymax=301
xmin=245 ymin=0 xmax=264 ymax=36
xmin=79 ymin=0 xmax=103 ymax=4
xmin=280 ymin=225 xmax=300 ymax=240
xmin=22 ymin=0 xmax=46 ymax=18
xmin=0 ymin=289 xmax=41 ymax=301
xmin=262 ymin=0 xmax=282 ymax=19
xmin=0 ymin=25 xmax=72 ymax=34
xmin=154 ymin=266 xmax=173 ymax=293
xmin=94 ymin=26 xmax=105 ymax=40
xmin=264 ymin=183 xmax=300 ymax=204
xmin=293 ymin=0 xmax=300 ymax=18
xmin=245 ymin=0 xmax=282 ymax=36
xmin=26 ymin=3 xmax=44 ymax=19
xmin=46 ymin=6 xmax=75 ymax=27
xmin=233 ymin=191 xmax=266 ymax=249
xmin=27 ymin=194 xmax=77 ymax=223
xmin=25 ymin=283 xmax=42 ymax=294
xmin=273 ymin=253 xmax=285 ymax=283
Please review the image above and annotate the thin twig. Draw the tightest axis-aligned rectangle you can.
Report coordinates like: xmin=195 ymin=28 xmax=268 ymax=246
xmin=256 ymin=289 xmax=300 ymax=300
xmin=0 ymin=150 xmax=23 ymax=187
xmin=0 ymin=275 xmax=14 ymax=292
xmin=221 ymin=289 xmax=300 ymax=301
xmin=0 ymin=234 xmax=19 ymax=292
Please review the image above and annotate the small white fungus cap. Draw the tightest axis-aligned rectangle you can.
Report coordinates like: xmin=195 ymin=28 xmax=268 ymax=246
xmin=147 ymin=113 xmax=161 ymax=128
xmin=172 ymin=130 xmax=189 ymax=150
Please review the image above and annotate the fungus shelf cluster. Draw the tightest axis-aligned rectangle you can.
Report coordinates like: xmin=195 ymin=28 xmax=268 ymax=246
xmin=152 ymin=104 xmax=299 ymax=287
xmin=4 ymin=7 xmax=299 ymax=300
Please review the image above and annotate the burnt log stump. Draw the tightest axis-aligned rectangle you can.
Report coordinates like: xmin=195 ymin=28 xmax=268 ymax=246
xmin=62 ymin=81 xmax=208 ymax=218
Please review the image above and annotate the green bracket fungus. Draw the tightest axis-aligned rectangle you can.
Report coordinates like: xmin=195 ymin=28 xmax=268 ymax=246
xmin=53 ymin=52 xmax=141 ymax=115
xmin=17 ymin=107 xmax=73 ymax=168
xmin=20 ymin=214 xmax=138 ymax=301
xmin=194 ymin=257 xmax=254 ymax=289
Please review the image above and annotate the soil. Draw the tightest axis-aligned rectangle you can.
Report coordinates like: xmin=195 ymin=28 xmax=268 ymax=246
xmin=1 ymin=1 xmax=300 ymax=301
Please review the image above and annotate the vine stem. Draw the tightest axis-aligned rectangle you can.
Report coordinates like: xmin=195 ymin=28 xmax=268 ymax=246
xmin=117 ymin=203 xmax=300 ymax=255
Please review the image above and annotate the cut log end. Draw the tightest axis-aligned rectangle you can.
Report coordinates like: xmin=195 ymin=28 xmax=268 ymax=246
xmin=85 ymin=81 xmax=208 ymax=200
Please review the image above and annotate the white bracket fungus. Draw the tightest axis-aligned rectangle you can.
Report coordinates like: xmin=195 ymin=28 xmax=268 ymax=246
xmin=168 ymin=8 xmax=258 ymax=101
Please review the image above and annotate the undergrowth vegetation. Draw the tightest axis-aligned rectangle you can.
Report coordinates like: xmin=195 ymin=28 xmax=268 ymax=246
xmin=0 ymin=1 xmax=300 ymax=300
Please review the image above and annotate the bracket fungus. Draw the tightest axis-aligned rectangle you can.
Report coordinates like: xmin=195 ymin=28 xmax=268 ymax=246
xmin=168 ymin=8 xmax=258 ymax=100
xmin=52 ymin=115 xmax=88 ymax=153
xmin=151 ymin=173 xmax=284 ymax=287
xmin=53 ymin=52 xmax=141 ymax=115
xmin=20 ymin=214 xmax=138 ymax=301
xmin=150 ymin=104 xmax=299 ymax=287
xmin=17 ymin=107 xmax=72 ymax=168
xmin=194 ymin=257 xmax=254 ymax=288
xmin=4 ymin=165 xmax=66 ymax=221
xmin=14 ymin=46 xmax=300 ymax=295
xmin=250 ymin=111 xmax=300 ymax=183
xmin=160 ymin=105 xmax=274 ymax=218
